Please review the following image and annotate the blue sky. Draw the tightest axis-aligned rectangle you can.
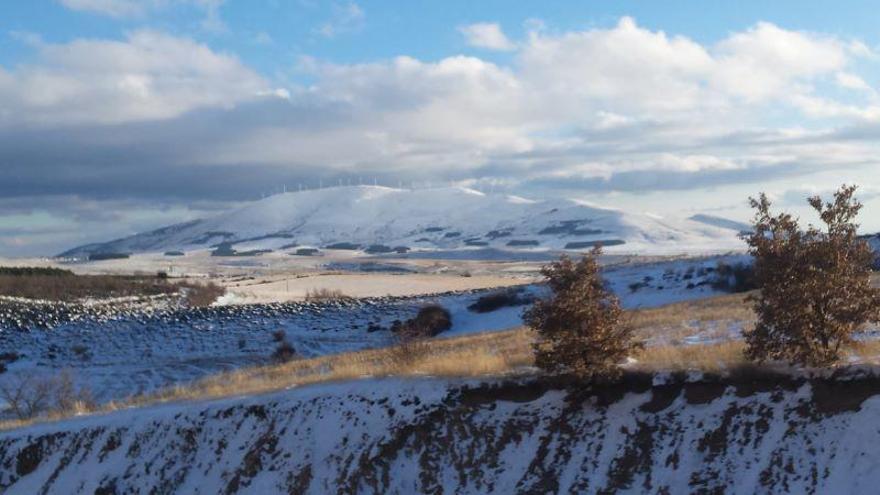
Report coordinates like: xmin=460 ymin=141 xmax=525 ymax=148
xmin=3 ymin=0 xmax=880 ymax=255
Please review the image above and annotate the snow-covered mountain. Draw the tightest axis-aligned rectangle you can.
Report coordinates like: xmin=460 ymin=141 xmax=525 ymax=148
xmin=60 ymin=186 xmax=746 ymax=257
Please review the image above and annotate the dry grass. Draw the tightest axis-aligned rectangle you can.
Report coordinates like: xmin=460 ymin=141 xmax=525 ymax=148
xmin=632 ymin=341 xmax=747 ymax=373
xmin=629 ymin=292 xmax=755 ymax=346
xmin=183 ymin=282 xmax=226 ymax=307
xmin=304 ymin=287 xmax=352 ymax=302
xmin=0 ymin=293 xmax=779 ymax=431
xmin=842 ymin=339 xmax=880 ymax=365
xmin=0 ymin=327 xmax=535 ymax=431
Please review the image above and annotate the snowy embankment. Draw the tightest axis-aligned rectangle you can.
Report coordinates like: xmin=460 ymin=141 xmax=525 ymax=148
xmin=3 ymin=373 xmax=880 ymax=494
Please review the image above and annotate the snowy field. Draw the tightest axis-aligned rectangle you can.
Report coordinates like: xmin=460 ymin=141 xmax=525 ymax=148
xmin=0 ymin=255 xmax=749 ymax=407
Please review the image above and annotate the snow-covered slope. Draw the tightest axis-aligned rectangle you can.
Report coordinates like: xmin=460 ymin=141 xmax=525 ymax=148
xmin=3 ymin=374 xmax=880 ymax=494
xmin=60 ymin=186 xmax=745 ymax=257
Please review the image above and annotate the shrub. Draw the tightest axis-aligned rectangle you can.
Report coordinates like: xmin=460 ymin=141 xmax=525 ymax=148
xmin=0 ymin=371 xmax=93 ymax=420
xmin=184 ymin=282 xmax=226 ymax=307
xmin=385 ymin=336 xmax=432 ymax=368
xmin=710 ymin=262 xmax=756 ymax=293
xmin=467 ymin=288 xmax=534 ymax=313
xmin=271 ymin=341 xmax=297 ymax=363
xmin=391 ymin=305 xmax=452 ymax=339
xmin=71 ymin=344 xmax=91 ymax=361
xmin=744 ymin=185 xmax=880 ymax=366
xmin=524 ymin=248 xmax=641 ymax=380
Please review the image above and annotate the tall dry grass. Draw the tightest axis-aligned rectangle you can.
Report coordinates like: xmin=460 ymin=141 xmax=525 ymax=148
xmin=0 ymin=327 xmax=535 ymax=431
xmin=0 ymin=293 xmax=765 ymax=431
xmin=304 ymin=288 xmax=352 ymax=302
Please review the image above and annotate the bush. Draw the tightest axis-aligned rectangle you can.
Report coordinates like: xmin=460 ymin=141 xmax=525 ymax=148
xmin=184 ymin=282 xmax=225 ymax=307
xmin=468 ymin=288 xmax=534 ymax=313
xmin=391 ymin=305 xmax=452 ymax=339
xmin=0 ymin=371 xmax=94 ymax=420
xmin=744 ymin=185 xmax=880 ymax=366
xmin=271 ymin=341 xmax=297 ymax=363
xmin=385 ymin=337 xmax=432 ymax=368
xmin=710 ymin=262 xmax=756 ymax=293
xmin=524 ymin=248 xmax=641 ymax=380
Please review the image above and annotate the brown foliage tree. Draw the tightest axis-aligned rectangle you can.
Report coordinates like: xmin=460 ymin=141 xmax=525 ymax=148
xmin=524 ymin=248 xmax=640 ymax=379
xmin=745 ymin=185 xmax=880 ymax=366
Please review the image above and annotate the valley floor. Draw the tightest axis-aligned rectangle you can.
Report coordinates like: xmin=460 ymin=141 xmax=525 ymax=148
xmin=6 ymin=251 xmax=880 ymax=493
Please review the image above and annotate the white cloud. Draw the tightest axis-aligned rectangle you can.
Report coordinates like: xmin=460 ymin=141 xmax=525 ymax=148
xmin=58 ymin=0 xmax=146 ymax=18
xmin=836 ymin=71 xmax=873 ymax=92
xmin=8 ymin=18 xmax=880 ymax=253
xmin=0 ymin=30 xmax=268 ymax=125
xmin=316 ymin=2 xmax=365 ymax=38
xmin=4 ymin=18 xmax=880 ymax=228
xmin=57 ymin=0 xmax=227 ymax=32
xmin=459 ymin=23 xmax=516 ymax=51
xmin=711 ymin=21 xmax=851 ymax=102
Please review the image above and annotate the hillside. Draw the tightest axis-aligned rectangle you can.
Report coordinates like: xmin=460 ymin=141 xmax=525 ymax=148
xmin=3 ymin=373 xmax=880 ymax=494
xmin=60 ymin=186 xmax=745 ymax=258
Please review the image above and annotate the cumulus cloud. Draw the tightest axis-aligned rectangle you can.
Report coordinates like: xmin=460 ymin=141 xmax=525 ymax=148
xmin=5 ymin=17 xmax=880 ymax=253
xmin=459 ymin=23 xmax=516 ymax=51
xmin=0 ymin=30 xmax=269 ymax=125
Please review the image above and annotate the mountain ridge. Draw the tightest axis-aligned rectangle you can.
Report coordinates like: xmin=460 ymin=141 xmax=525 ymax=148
xmin=60 ymin=186 xmax=746 ymax=257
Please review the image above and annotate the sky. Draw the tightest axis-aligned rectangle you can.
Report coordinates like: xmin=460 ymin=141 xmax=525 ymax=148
xmin=3 ymin=0 xmax=880 ymax=256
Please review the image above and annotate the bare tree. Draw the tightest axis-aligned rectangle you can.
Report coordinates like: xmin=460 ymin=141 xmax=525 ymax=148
xmin=524 ymin=248 xmax=640 ymax=379
xmin=0 ymin=371 xmax=94 ymax=420
xmin=744 ymin=185 xmax=880 ymax=366
xmin=0 ymin=375 xmax=53 ymax=420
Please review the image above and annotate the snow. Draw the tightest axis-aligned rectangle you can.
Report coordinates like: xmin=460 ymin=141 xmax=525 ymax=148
xmin=3 ymin=375 xmax=880 ymax=493
xmin=0 ymin=255 xmax=747 ymax=407
xmin=60 ymin=186 xmax=746 ymax=258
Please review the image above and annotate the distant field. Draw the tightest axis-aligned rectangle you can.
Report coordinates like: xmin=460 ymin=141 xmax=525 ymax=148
xmin=0 ymin=267 xmax=224 ymax=305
